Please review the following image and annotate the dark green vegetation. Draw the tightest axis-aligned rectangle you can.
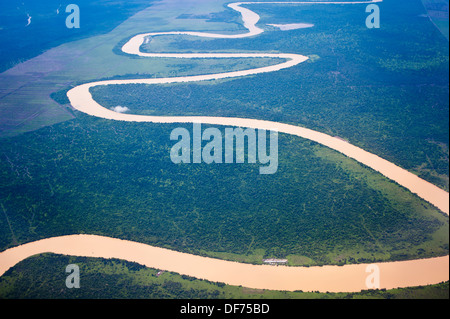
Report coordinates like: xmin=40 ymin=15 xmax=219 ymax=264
xmin=0 ymin=0 xmax=155 ymax=73
xmin=0 ymin=0 xmax=162 ymax=138
xmin=0 ymin=115 xmax=448 ymax=266
xmin=0 ymin=0 xmax=448 ymax=299
xmin=0 ymin=0 xmax=273 ymax=138
xmin=0 ymin=254 xmax=448 ymax=299
xmin=92 ymin=0 xmax=449 ymax=191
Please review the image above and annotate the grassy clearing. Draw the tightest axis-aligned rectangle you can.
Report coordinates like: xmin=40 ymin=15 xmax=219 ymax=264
xmin=0 ymin=0 xmax=237 ymax=137
xmin=201 ymin=249 xmax=266 ymax=265
xmin=312 ymin=144 xmax=449 ymax=264
xmin=1 ymin=123 xmax=446 ymax=266
xmin=421 ymin=0 xmax=449 ymax=40
xmin=0 ymin=0 xmax=447 ymax=297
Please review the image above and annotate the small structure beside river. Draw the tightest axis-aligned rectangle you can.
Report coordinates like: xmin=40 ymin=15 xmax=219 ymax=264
xmin=263 ymin=259 xmax=288 ymax=266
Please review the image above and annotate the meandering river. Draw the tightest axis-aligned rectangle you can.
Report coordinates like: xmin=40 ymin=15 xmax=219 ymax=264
xmin=1 ymin=0 xmax=448 ymax=293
